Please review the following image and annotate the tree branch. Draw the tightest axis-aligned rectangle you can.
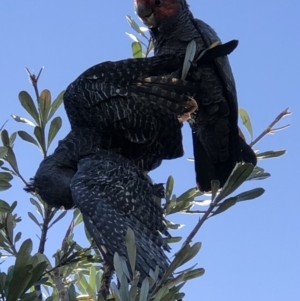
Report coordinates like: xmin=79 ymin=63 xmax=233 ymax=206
xmin=98 ymin=262 xmax=114 ymax=301
xmin=181 ymin=204 xmax=214 ymax=248
xmin=250 ymin=107 xmax=291 ymax=147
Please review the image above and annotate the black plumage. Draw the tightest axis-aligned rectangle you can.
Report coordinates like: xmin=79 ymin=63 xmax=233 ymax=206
xmin=63 ymin=54 xmax=199 ymax=171
xmin=135 ymin=0 xmax=257 ymax=191
xmin=26 ymin=129 xmax=170 ymax=284
xmin=71 ymin=147 xmax=171 ymax=283
xmin=25 ymin=47 xmax=242 ymax=287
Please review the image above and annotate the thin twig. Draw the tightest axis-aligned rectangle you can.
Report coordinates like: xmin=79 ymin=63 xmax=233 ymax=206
xmin=25 ymin=67 xmax=47 ymax=157
xmin=7 ymin=161 xmax=29 ymax=186
xmin=35 ymin=205 xmax=57 ymax=300
xmin=145 ymin=38 xmax=153 ymax=58
xmin=38 ymin=206 xmax=56 ymax=254
xmin=181 ymin=204 xmax=215 ymax=248
xmin=25 ymin=67 xmax=43 ymax=103
xmin=42 ymin=245 xmax=95 ymax=277
xmin=250 ymin=107 xmax=291 ymax=147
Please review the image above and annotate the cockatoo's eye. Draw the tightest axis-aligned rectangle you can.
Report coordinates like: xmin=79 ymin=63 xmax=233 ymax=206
xmin=154 ymin=0 xmax=161 ymax=6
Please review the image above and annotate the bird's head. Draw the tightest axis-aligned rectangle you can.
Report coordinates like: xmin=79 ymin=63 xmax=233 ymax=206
xmin=134 ymin=0 xmax=184 ymax=30
xmin=24 ymin=155 xmax=76 ymax=210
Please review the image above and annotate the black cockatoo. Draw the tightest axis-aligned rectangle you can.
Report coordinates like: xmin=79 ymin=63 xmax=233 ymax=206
xmin=26 ymin=43 xmax=238 ymax=207
xmin=135 ymin=0 xmax=257 ymax=191
xmin=63 ymin=54 xmax=199 ymax=172
xmin=25 ymin=44 xmax=239 ymax=288
xmin=26 ymin=128 xmax=171 ymax=287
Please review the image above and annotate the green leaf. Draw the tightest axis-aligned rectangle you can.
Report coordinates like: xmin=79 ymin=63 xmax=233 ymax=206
xmin=164 ymin=236 xmax=182 ymax=244
xmin=29 ymin=198 xmax=44 ymax=218
xmin=126 ymin=32 xmax=146 ymax=46
xmin=18 ymin=91 xmax=39 ymax=125
xmin=49 ymin=210 xmax=67 ymax=228
xmin=14 ymin=232 xmax=22 ymax=244
xmin=126 ymin=15 xmax=147 ymax=39
xmin=233 ymin=187 xmax=265 ymax=202
xmin=39 ymin=89 xmax=51 ymax=126
xmin=68 ymin=284 xmax=77 ymax=301
xmin=239 ymin=108 xmax=253 ymax=140
xmin=95 ymin=270 xmax=102 ymax=293
xmin=165 ymin=195 xmax=176 ymax=215
xmin=119 ymin=274 xmax=130 ymax=301
xmin=126 ymin=227 xmax=136 ymax=275
xmin=131 ymin=41 xmax=143 ymax=58
xmin=247 ymin=172 xmax=271 ymax=181
xmin=181 ymin=268 xmax=204 ymax=282
xmin=211 ymin=180 xmax=220 ymax=202
xmin=7 ymin=265 xmax=33 ymax=301
xmin=25 ymin=260 xmax=48 ymax=290
xmin=256 ymin=150 xmax=286 ymax=159
xmin=48 ymin=90 xmax=65 ymax=120
xmin=0 ymin=146 xmax=8 ymax=159
xmin=1 ymin=130 xmax=10 ymax=146
xmin=10 ymin=200 xmax=18 ymax=212
xmin=7 ymin=239 xmax=33 ymax=301
xmin=47 ymin=116 xmax=62 ymax=148
xmin=0 ymin=180 xmax=11 ymax=191
xmin=213 ymin=163 xmax=254 ymax=204
xmin=179 ymin=242 xmax=202 ymax=267
xmin=176 ymin=188 xmax=197 ymax=203
xmin=0 ymin=199 xmax=12 ymax=212
xmin=6 ymin=147 xmax=19 ymax=173
xmin=18 ymin=131 xmax=40 ymax=149
xmin=5 ymin=214 xmax=14 ymax=247
xmin=159 ymin=244 xmax=190 ymax=283
xmin=139 ymin=278 xmax=149 ymax=301
xmin=9 ymin=132 xmax=17 ymax=146
xmin=74 ymin=209 xmax=83 ymax=226
xmin=0 ymin=171 xmax=13 ymax=182
xmin=181 ymin=39 xmax=197 ymax=80
xmin=165 ymin=176 xmax=174 ymax=203
xmin=19 ymin=291 xmax=39 ymax=301
xmin=89 ymin=265 xmax=96 ymax=299
xmin=28 ymin=212 xmax=41 ymax=228
xmin=154 ymin=286 xmax=169 ymax=301
xmin=213 ymin=197 xmax=237 ymax=216
xmin=114 ymin=253 xmax=124 ymax=282
xmin=33 ymin=126 xmax=44 ymax=150
xmin=11 ymin=115 xmax=36 ymax=127
xmin=77 ymin=271 xmax=95 ymax=297
xmin=110 ymin=282 xmax=122 ymax=301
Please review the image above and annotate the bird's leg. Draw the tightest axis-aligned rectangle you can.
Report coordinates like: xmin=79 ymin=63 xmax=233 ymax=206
xmin=98 ymin=261 xmax=114 ymax=300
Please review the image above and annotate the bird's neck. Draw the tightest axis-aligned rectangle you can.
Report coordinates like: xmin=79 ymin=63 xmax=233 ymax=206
xmin=150 ymin=9 xmax=199 ymax=55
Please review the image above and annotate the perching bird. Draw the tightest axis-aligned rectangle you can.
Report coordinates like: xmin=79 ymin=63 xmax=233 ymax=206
xmin=25 ymin=45 xmax=240 ymax=289
xmin=25 ymin=129 xmax=171 ymax=286
xmin=135 ymin=0 xmax=257 ymax=191
xmin=63 ymin=54 xmax=199 ymax=172
xmin=71 ymin=146 xmax=171 ymax=286
xmin=26 ymin=44 xmax=237 ymax=208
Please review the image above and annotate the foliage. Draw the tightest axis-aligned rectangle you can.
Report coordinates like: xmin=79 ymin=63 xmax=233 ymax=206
xmin=0 ymin=14 xmax=290 ymax=301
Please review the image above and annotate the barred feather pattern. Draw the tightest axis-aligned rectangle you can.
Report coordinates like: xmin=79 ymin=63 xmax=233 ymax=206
xmin=63 ymin=54 xmax=200 ymax=171
xmin=71 ymin=148 xmax=171 ymax=284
